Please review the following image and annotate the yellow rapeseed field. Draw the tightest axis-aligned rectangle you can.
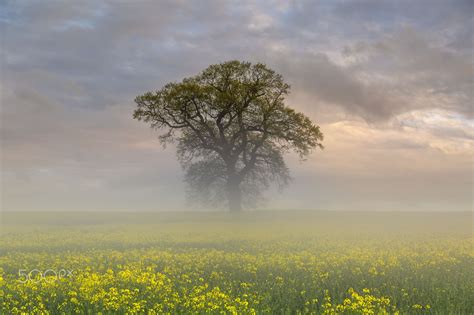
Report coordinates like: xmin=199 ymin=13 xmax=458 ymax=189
xmin=0 ymin=211 xmax=472 ymax=314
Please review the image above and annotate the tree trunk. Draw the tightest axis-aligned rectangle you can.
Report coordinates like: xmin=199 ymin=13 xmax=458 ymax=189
xmin=226 ymin=175 xmax=242 ymax=212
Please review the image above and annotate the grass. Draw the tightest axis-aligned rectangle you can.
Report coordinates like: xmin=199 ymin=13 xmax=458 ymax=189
xmin=0 ymin=210 xmax=472 ymax=314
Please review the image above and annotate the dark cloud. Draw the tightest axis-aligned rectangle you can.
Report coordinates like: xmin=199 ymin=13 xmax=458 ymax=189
xmin=266 ymin=52 xmax=399 ymax=121
xmin=337 ymin=27 xmax=473 ymax=119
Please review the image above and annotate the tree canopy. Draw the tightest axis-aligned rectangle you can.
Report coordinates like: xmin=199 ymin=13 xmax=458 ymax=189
xmin=133 ymin=61 xmax=323 ymax=211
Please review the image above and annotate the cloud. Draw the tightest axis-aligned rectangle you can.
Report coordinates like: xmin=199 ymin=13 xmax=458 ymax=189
xmin=267 ymin=52 xmax=400 ymax=121
xmin=353 ymin=28 xmax=472 ymax=116
xmin=1 ymin=0 xmax=472 ymax=211
xmin=267 ymin=109 xmax=473 ymax=211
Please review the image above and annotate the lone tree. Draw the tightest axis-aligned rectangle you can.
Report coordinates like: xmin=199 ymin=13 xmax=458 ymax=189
xmin=133 ymin=61 xmax=323 ymax=211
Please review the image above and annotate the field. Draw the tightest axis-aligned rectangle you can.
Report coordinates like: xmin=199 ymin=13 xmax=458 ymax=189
xmin=0 ymin=210 xmax=472 ymax=314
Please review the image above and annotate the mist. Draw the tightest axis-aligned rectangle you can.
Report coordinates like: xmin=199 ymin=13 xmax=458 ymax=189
xmin=1 ymin=1 xmax=473 ymax=314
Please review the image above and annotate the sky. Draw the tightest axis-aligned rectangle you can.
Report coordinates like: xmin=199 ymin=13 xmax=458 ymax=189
xmin=1 ymin=0 xmax=472 ymax=212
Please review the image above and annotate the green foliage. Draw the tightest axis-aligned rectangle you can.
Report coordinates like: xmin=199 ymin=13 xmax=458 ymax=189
xmin=133 ymin=61 xmax=323 ymax=209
